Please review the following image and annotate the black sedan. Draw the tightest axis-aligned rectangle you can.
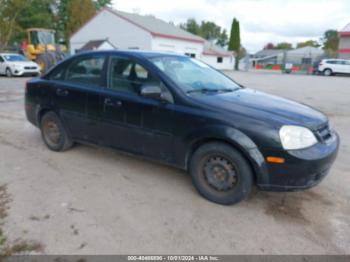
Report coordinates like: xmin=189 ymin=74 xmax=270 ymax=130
xmin=25 ymin=50 xmax=339 ymax=205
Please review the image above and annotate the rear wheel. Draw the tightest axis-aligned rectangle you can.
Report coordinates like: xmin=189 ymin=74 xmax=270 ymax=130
xmin=324 ymin=68 xmax=333 ymax=76
xmin=189 ymin=142 xmax=253 ymax=205
xmin=40 ymin=112 xmax=73 ymax=152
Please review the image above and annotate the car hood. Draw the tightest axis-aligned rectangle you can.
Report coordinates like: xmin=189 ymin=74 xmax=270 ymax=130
xmin=7 ymin=61 xmax=38 ymax=67
xmin=191 ymin=88 xmax=328 ymax=129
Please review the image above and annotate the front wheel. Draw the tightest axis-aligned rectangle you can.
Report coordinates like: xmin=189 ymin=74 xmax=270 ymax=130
xmin=40 ymin=112 xmax=73 ymax=152
xmin=189 ymin=142 xmax=253 ymax=205
xmin=6 ymin=68 xmax=12 ymax=77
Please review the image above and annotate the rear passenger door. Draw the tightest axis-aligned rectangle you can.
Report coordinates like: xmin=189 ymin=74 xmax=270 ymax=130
xmin=345 ymin=60 xmax=350 ymax=74
xmin=50 ymin=54 xmax=106 ymax=140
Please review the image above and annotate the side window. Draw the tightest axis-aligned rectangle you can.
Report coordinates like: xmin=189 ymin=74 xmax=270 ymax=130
xmin=135 ymin=64 xmax=149 ymax=79
xmin=0 ymin=56 xmax=4 ymax=63
xmin=47 ymin=64 xmax=66 ymax=81
xmin=66 ymin=55 xmax=105 ymax=86
xmin=108 ymin=57 xmax=159 ymax=95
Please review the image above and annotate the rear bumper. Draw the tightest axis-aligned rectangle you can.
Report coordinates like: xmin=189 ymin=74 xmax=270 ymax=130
xmin=257 ymin=131 xmax=339 ymax=191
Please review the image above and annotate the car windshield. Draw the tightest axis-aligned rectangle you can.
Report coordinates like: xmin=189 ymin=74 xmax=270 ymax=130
xmin=149 ymin=56 xmax=241 ymax=93
xmin=30 ymin=31 xmax=55 ymax=45
xmin=3 ymin=55 xmax=28 ymax=62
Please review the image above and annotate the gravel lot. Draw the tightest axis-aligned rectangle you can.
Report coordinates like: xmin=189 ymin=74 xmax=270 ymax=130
xmin=0 ymin=71 xmax=349 ymax=255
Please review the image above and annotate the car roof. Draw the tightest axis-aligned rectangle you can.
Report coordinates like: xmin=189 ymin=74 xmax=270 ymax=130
xmin=323 ymin=58 xmax=348 ymax=61
xmin=75 ymin=50 xmax=188 ymax=59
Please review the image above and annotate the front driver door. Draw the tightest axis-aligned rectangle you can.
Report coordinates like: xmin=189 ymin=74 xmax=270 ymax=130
xmin=100 ymin=56 xmax=175 ymax=161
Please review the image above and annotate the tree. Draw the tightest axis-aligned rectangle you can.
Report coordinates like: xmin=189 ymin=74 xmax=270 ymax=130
xmin=229 ymin=18 xmax=240 ymax=70
xmin=0 ymin=0 xmax=105 ymax=49
xmin=264 ymin=43 xmax=275 ymax=49
xmin=321 ymin=29 xmax=339 ymax=57
xmin=13 ymin=0 xmax=55 ymax=43
xmin=296 ymin=40 xmax=320 ymax=48
xmin=56 ymin=0 xmax=70 ymax=43
xmin=180 ymin=19 xmax=200 ymax=35
xmin=94 ymin=0 xmax=112 ymax=10
xmin=216 ymin=29 xmax=228 ymax=47
xmin=56 ymin=0 xmax=97 ymax=45
xmin=200 ymin=21 xmax=221 ymax=41
xmin=65 ymin=0 xmax=96 ymax=39
xmin=275 ymin=42 xmax=293 ymax=49
xmin=180 ymin=18 xmax=228 ymax=47
xmin=0 ymin=0 xmax=33 ymax=49
xmin=238 ymin=46 xmax=247 ymax=60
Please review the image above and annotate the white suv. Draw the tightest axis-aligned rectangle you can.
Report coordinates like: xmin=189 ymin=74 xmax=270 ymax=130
xmin=318 ymin=59 xmax=350 ymax=76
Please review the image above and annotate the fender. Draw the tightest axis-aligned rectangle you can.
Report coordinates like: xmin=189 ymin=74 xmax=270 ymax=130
xmin=35 ymin=103 xmax=59 ymax=127
xmin=183 ymin=124 xmax=269 ymax=185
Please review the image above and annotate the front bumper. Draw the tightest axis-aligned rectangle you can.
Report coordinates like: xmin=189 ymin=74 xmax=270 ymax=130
xmin=12 ymin=68 xmax=40 ymax=76
xmin=258 ymin=131 xmax=339 ymax=192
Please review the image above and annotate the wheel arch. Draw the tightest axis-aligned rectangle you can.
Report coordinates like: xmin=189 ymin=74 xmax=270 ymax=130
xmin=36 ymin=106 xmax=57 ymax=126
xmin=184 ymin=126 xmax=269 ymax=185
xmin=323 ymin=68 xmax=333 ymax=74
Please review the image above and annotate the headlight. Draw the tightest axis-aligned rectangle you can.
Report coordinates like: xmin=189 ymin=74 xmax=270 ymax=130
xmin=279 ymin=125 xmax=318 ymax=150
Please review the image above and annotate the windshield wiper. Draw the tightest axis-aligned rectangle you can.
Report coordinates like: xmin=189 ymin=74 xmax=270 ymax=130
xmin=187 ymin=88 xmax=236 ymax=94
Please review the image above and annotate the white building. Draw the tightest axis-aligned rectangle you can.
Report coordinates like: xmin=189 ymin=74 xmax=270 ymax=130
xmin=76 ymin=39 xmax=116 ymax=53
xmin=252 ymin=46 xmax=324 ymax=66
xmin=70 ymin=8 xmax=235 ymax=70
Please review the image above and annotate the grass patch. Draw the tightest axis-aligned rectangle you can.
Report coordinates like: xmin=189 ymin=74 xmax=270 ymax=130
xmin=0 ymin=184 xmax=44 ymax=256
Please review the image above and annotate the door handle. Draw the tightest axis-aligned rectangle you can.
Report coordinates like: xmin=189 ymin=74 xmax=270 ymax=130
xmin=56 ymin=88 xmax=69 ymax=97
xmin=104 ymin=98 xmax=122 ymax=107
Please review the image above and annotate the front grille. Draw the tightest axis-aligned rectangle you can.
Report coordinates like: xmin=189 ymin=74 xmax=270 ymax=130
xmin=24 ymin=66 xmax=36 ymax=70
xmin=315 ymin=124 xmax=332 ymax=142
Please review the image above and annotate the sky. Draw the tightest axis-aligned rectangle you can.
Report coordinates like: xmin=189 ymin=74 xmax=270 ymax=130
xmin=111 ymin=0 xmax=350 ymax=53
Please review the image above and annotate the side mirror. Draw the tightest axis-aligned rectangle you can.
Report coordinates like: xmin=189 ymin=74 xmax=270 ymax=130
xmin=140 ymin=83 xmax=162 ymax=100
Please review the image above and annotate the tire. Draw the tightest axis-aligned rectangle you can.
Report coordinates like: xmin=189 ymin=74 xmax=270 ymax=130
xmin=6 ymin=68 xmax=12 ymax=77
xmin=35 ymin=53 xmax=55 ymax=73
xmin=324 ymin=68 xmax=332 ymax=76
xmin=40 ymin=111 xmax=73 ymax=152
xmin=189 ymin=142 xmax=253 ymax=205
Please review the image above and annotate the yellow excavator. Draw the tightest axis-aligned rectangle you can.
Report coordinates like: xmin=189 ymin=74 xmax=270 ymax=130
xmin=24 ymin=28 xmax=67 ymax=73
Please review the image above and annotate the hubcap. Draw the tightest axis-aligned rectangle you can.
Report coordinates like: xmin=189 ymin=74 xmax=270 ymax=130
xmin=43 ymin=120 xmax=61 ymax=146
xmin=203 ymin=156 xmax=238 ymax=192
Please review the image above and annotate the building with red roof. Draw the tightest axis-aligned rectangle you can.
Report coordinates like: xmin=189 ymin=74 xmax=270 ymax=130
xmin=70 ymin=8 xmax=235 ymax=70
xmin=338 ymin=23 xmax=350 ymax=59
